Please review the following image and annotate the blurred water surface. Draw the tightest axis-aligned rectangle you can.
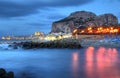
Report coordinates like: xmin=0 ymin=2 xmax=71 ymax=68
xmin=0 ymin=47 xmax=120 ymax=78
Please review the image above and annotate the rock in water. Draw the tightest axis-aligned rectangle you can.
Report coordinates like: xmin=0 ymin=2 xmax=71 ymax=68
xmin=51 ymin=11 xmax=118 ymax=33
xmin=0 ymin=68 xmax=6 ymax=77
xmin=7 ymin=72 xmax=14 ymax=78
xmin=0 ymin=68 xmax=14 ymax=78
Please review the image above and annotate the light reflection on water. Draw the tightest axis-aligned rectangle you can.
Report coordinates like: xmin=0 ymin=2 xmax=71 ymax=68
xmin=85 ymin=47 xmax=95 ymax=78
xmin=72 ymin=52 xmax=79 ymax=78
xmin=85 ymin=47 xmax=120 ymax=78
xmin=96 ymin=47 xmax=119 ymax=78
xmin=0 ymin=47 xmax=120 ymax=78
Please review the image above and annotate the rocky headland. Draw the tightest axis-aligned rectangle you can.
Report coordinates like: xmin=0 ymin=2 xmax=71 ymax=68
xmin=51 ymin=11 xmax=118 ymax=33
xmin=1 ymin=11 xmax=120 ymax=49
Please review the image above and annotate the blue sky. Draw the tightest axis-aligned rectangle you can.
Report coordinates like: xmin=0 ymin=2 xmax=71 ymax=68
xmin=0 ymin=0 xmax=120 ymax=36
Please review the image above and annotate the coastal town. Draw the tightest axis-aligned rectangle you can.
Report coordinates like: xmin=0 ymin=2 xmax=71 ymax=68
xmin=1 ymin=25 xmax=120 ymax=49
xmin=1 ymin=26 xmax=120 ymax=41
xmin=0 ymin=0 xmax=120 ymax=77
xmin=1 ymin=0 xmax=120 ymax=77
xmin=1 ymin=11 xmax=120 ymax=48
xmin=1 ymin=31 xmax=72 ymax=41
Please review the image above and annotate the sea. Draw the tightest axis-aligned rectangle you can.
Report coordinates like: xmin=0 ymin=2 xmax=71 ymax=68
xmin=0 ymin=40 xmax=120 ymax=78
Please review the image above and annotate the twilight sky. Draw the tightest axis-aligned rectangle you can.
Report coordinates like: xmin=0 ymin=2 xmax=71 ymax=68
xmin=0 ymin=0 xmax=120 ymax=36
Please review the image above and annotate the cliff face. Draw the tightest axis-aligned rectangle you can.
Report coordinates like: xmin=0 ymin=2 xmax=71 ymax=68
xmin=51 ymin=11 xmax=118 ymax=33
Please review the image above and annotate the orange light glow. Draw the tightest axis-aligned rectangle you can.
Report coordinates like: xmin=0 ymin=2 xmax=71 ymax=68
xmin=96 ymin=47 xmax=119 ymax=78
xmin=73 ymin=52 xmax=78 ymax=61
xmin=111 ymin=27 xmax=113 ymax=30
xmin=73 ymin=29 xmax=77 ymax=33
xmin=81 ymin=30 xmax=85 ymax=33
xmin=72 ymin=26 xmax=120 ymax=35
xmin=89 ymin=30 xmax=93 ymax=33
xmin=97 ymin=28 xmax=100 ymax=31
xmin=107 ymin=28 xmax=109 ymax=31
xmin=114 ymin=29 xmax=118 ymax=32
xmin=110 ymin=30 xmax=114 ymax=33
xmin=85 ymin=47 xmax=119 ymax=78
xmin=100 ymin=27 xmax=102 ymax=30
xmin=85 ymin=47 xmax=94 ymax=78
xmin=88 ymin=27 xmax=92 ymax=30
xmin=72 ymin=52 xmax=79 ymax=78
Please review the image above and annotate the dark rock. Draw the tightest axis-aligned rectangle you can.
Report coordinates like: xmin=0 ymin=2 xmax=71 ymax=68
xmin=7 ymin=72 xmax=14 ymax=78
xmin=13 ymin=46 xmax=18 ymax=49
xmin=0 ymin=68 xmax=14 ymax=78
xmin=20 ymin=39 xmax=82 ymax=49
xmin=8 ymin=44 xmax=18 ymax=49
xmin=0 ymin=68 xmax=6 ymax=77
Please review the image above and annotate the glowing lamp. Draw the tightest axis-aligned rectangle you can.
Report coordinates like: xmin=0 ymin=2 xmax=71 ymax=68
xmin=81 ymin=30 xmax=85 ymax=33
xmin=100 ymin=27 xmax=102 ymax=30
xmin=73 ymin=29 xmax=77 ymax=33
xmin=110 ymin=27 xmax=113 ymax=30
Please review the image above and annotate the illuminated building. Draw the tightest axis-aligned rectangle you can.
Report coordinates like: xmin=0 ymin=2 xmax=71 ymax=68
xmin=72 ymin=26 xmax=120 ymax=35
xmin=1 ymin=36 xmax=11 ymax=40
xmin=34 ymin=32 xmax=44 ymax=36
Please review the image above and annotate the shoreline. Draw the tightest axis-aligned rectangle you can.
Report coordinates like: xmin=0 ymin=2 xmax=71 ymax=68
xmin=80 ymin=39 xmax=120 ymax=48
xmin=73 ymin=35 xmax=120 ymax=48
xmin=14 ymin=38 xmax=120 ymax=49
xmin=13 ymin=39 xmax=82 ymax=49
xmin=1 ymin=35 xmax=120 ymax=49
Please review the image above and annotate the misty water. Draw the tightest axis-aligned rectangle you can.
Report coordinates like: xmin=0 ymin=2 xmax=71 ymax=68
xmin=0 ymin=47 xmax=120 ymax=78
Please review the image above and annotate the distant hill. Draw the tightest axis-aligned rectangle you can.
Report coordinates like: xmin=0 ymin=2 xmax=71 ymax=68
xmin=51 ymin=11 xmax=118 ymax=33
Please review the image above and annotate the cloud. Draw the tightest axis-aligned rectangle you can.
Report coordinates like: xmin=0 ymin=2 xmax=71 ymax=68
xmin=34 ymin=0 xmax=94 ymax=7
xmin=0 ymin=0 xmax=94 ymax=18
xmin=47 ymin=14 xmax=66 ymax=20
xmin=28 ymin=23 xmax=49 ymax=27
xmin=0 ymin=0 xmax=95 ymax=36
xmin=0 ymin=1 xmax=40 ymax=18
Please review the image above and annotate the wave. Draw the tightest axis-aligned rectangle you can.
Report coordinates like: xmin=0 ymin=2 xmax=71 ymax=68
xmin=0 ymin=43 xmax=20 ymax=50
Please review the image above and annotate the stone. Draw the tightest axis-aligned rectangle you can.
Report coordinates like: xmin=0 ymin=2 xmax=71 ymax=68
xmin=7 ymin=71 xmax=14 ymax=78
xmin=0 ymin=68 xmax=14 ymax=78
xmin=0 ymin=68 xmax=6 ymax=77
